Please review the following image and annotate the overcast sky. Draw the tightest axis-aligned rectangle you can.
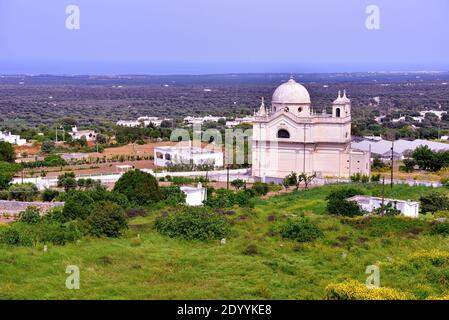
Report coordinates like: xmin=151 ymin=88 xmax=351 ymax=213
xmin=0 ymin=0 xmax=448 ymax=74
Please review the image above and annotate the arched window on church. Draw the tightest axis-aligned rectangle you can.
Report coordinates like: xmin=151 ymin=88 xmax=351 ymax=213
xmin=336 ymin=108 xmax=341 ymax=118
xmin=277 ymin=129 xmax=290 ymax=139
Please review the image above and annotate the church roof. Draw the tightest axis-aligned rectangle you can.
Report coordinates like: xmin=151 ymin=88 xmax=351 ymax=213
xmin=272 ymin=78 xmax=311 ymax=104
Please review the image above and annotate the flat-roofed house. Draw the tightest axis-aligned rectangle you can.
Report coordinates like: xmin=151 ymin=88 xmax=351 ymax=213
xmin=347 ymin=195 xmax=420 ymax=218
xmin=154 ymin=146 xmax=223 ymax=168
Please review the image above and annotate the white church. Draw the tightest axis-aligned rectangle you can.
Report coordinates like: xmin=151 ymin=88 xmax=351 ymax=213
xmin=252 ymin=77 xmax=371 ymax=180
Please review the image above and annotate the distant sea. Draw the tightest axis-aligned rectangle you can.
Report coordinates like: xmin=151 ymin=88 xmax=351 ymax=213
xmin=1 ymin=61 xmax=448 ymax=75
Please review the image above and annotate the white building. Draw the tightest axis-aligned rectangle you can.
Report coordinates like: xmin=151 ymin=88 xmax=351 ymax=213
xmin=226 ymin=116 xmax=256 ymax=127
xmin=420 ymin=110 xmax=447 ymax=120
xmin=69 ymin=126 xmax=97 ymax=141
xmin=154 ymin=146 xmax=223 ymax=168
xmin=0 ymin=131 xmax=27 ymax=146
xmin=348 ymin=195 xmax=420 ymax=218
xmin=252 ymin=78 xmax=371 ymax=179
xmin=116 ymin=120 xmax=141 ymax=127
xmin=184 ymin=115 xmax=224 ymax=125
xmin=116 ymin=117 xmax=172 ymax=128
xmin=352 ymin=138 xmax=449 ymax=161
xmin=180 ymin=183 xmax=207 ymax=206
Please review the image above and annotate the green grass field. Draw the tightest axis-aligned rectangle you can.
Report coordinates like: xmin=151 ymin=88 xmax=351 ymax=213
xmin=1 ymin=183 xmax=449 ymax=300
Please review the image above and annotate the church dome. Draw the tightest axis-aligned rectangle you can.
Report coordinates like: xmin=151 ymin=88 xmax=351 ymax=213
xmin=272 ymin=78 xmax=311 ymax=104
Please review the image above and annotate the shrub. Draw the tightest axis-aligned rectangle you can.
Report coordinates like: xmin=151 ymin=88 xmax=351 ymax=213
xmin=87 ymin=186 xmax=129 ymax=208
xmin=17 ymin=207 xmax=41 ymax=224
xmin=278 ymin=218 xmax=324 ymax=242
xmin=0 ymin=228 xmax=20 ymax=245
xmin=154 ymin=207 xmax=230 ymax=241
xmin=171 ymin=176 xmax=194 ymax=185
xmin=0 ymin=220 xmax=82 ymax=246
xmin=283 ymin=173 xmax=298 ymax=189
xmin=8 ymin=183 xmax=39 ymax=201
xmin=373 ymin=202 xmax=401 ymax=216
xmin=371 ymin=174 xmax=381 ymax=183
xmin=326 ymin=280 xmax=411 ymax=300
xmin=43 ymin=207 xmax=67 ymax=223
xmin=57 ymin=172 xmax=77 ymax=192
xmin=113 ymin=170 xmax=162 ymax=205
xmin=350 ymin=173 xmax=361 ymax=182
xmin=42 ymin=189 xmax=59 ymax=202
xmin=43 ymin=154 xmax=67 ymax=167
xmin=441 ymin=176 xmax=449 ymax=188
xmin=85 ymin=201 xmax=128 ymax=238
xmin=0 ymin=162 xmax=20 ymax=190
xmin=434 ymin=210 xmax=449 ymax=218
xmin=420 ymin=192 xmax=449 ymax=214
xmin=231 ymin=179 xmax=245 ymax=190
xmin=62 ymin=191 xmax=95 ymax=221
xmin=326 ymin=188 xmax=364 ymax=216
xmin=40 ymin=141 xmax=55 ymax=154
xmin=243 ymin=244 xmax=258 ymax=255
xmin=363 ymin=216 xmax=428 ymax=237
xmin=430 ymin=222 xmax=449 ymax=236
xmin=0 ymin=141 xmax=16 ymax=163
xmin=205 ymin=188 xmax=255 ymax=208
xmin=160 ymin=186 xmax=186 ymax=206
xmin=252 ymin=182 xmax=269 ymax=196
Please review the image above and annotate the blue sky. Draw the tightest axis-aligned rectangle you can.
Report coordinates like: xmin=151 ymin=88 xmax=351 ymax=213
xmin=0 ymin=0 xmax=448 ymax=74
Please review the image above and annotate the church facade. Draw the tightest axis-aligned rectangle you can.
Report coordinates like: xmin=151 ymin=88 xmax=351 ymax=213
xmin=252 ymin=78 xmax=371 ymax=179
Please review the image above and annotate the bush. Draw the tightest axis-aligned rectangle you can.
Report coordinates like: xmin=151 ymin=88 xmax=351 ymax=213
xmin=17 ymin=207 xmax=41 ymax=224
xmin=441 ymin=176 xmax=449 ymax=188
xmin=0 ymin=141 xmax=16 ymax=163
xmin=434 ymin=210 xmax=449 ymax=218
xmin=87 ymin=186 xmax=129 ymax=208
xmin=0 ymin=228 xmax=20 ymax=245
xmin=85 ymin=201 xmax=128 ymax=237
xmin=231 ymin=179 xmax=245 ymax=190
xmin=243 ymin=244 xmax=258 ymax=255
xmin=420 ymin=192 xmax=449 ymax=214
xmin=373 ymin=202 xmax=401 ymax=216
xmin=42 ymin=189 xmax=59 ymax=202
xmin=326 ymin=280 xmax=411 ymax=300
xmin=171 ymin=176 xmax=194 ymax=185
xmin=160 ymin=186 xmax=186 ymax=206
xmin=113 ymin=170 xmax=162 ymax=205
xmin=155 ymin=207 xmax=230 ymax=241
xmin=430 ymin=222 xmax=449 ymax=236
xmin=43 ymin=154 xmax=67 ymax=167
xmin=326 ymin=188 xmax=364 ymax=216
xmin=204 ymin=188 xmax=255 ymax=208
xmin=350 ymin=173 xmax=361 ymax=182
xmin=278 ymin=218 xmax=324 ymax=242
xmin=62 ymin=191 xmax=95 ymax=221
xmin=357 ymin=216 xmax=428 ymax=237
xmin=251 ymin=182 xmax=269 ymax=196
xmin=8 ymin=183 xmax=39 ymax=201
xmin=57 ymin=172 xmax=77 ymax=192
xmin=0 ymin=162 xmax=21 ymax=190
xmin=0 ymin=220 xmax=82 ymax=246
xmin=41 ymin=141 xmax=55 ymax=154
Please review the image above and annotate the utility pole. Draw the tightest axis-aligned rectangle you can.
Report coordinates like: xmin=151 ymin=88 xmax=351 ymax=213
xmin=226 ymin=165 xmax=230 ymax=190
xmin=381 ymin=176 xmax=385 ymax=216
xmin=55 ymin=127 xmax=58 ymax=143
xmin=390 ymin=140 xmax=394 ymax=189
xmin=303 ymin=124 xmax=307 ymax=174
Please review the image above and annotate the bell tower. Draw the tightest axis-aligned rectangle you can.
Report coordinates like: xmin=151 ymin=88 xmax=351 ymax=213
xmin=332 ymin=90 xmax=351 ymax=118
